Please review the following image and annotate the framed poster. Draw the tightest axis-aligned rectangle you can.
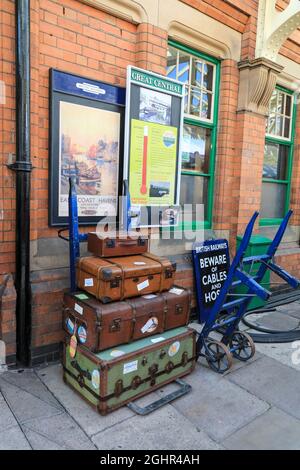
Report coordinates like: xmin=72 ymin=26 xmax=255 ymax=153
xmin=124 ymin=66 xmax=184 ymax=227
xmin=192 ymin=239 xmax=230 ymax=323
xmin=49 ymin=69 xmax=125 ymax=226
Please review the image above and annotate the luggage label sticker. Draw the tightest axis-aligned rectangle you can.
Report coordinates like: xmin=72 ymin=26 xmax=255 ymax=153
xmin=134 ymin=261 xmax=146 ymax=266
xmin=137 ymin=279 xmax=149 ymax=291
xmin=123 ymin=360 xmax=138 ymax=375
xmin=84 ymin=278 xmax=94 ymax=287
xmin=74 ymin=303 xmax=83 ymax=315
xmin=66 ymin=317 xmax=75 ymax=335
xmin=169 ymin=287 xmax=184 ymax=296
xmin=142 ymin=294 xmax=157 ymax=299
xmin=110 ymin=349 xmax=125 ymax=358
xmin=75 ymin=293 xmax=89 ymax=300
xmin=141 ymin=317 xmax=158 ymax=334
xmin=69 ymin=335 xmax=77 ymax=359
xmin=77 ymin=325 xmax=87 ymax=344
xmin=91 ymin=369 xmax=100 ymax=390
xmin=168 ymin=341 xmax=180 ymax=357
xmin=151 ymin=336 xmax=165 ymax=343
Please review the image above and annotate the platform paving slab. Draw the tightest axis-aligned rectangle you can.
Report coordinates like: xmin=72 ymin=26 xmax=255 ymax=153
xmin=255 ymin=341 xmax=300 ymax=371
xmin=0 ymin=377 xmax=63 ymax=424
xmin=228 ymin=355 xmax=300 ymax=419
xmin=92 ymin=404 xmax=222 ymax=450
xmin=37 ymin=363 xmax=135 ymax=436
xmin=156 ymin=363 xmax=269 ymax=442
xmin=0 ymin=426 xmax=31 ymax=450
xmin=0 ymin=368 xmax=64 ymax=410
xmin=0 ymin=394 xmax=19 ymax=431
xmin=23 ymin=413 xmax=96 ymax=450
xmin=223 ymin=407 xmax=300 ymax=450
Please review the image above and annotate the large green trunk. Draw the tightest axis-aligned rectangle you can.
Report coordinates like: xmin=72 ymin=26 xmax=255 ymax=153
xmin=63 ymin=326 xmax=196 ymax=415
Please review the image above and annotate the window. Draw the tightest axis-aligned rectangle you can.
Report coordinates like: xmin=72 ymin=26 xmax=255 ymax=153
xmin=166 ymin=41 xmax=220 ymax=228
xmin=260 ymin=87 xmax=296 ymax=225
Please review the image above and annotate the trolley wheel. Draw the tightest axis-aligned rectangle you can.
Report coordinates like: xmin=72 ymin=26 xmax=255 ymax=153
xmin=204 ymin=339 xmax=233 ymax=374
xmin=230 ymin=331 xmax=255 ymax=361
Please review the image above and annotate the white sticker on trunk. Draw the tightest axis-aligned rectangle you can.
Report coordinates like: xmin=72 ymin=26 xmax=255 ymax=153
xmin=169 ymin=287 xmax=184 ymax=296
xmin=123 ymin=360 xmax=138 ymax=375
xmin=84 ymin=278 xmax=94 ymax=287
xmin=150 ymin=336 xmax=165 ymax=344
xmin=91 ymin=369 xmax=100 ymax=390
xmin=134 ymin=261 xmax=146 ymax=266
xmin=74 ymin=303 xmax=83 ymax=315
xmin=142 ymin=294 xmax=157 ymax=299
xmin=110 ymin=349 xmax=125 ymax=358
xmin=137 ymin=279 xmax=149 ymax=291
xmin=141 ymin=317 xmax=158 ymax=334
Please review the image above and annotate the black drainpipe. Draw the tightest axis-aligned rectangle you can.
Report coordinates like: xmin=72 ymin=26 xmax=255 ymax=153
xmin=8 ymin=0 xmax=32 ymax=365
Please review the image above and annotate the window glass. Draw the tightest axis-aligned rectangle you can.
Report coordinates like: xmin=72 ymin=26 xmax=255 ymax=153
xmin=266 ymin=89 xmax=293 ymax=140
xmin=263 ymin=143 xmax=288 ymax=181
xmin=260 ymin=182 xmax=287 ymax=219
xmin=182 ymin=125 xmax=211 ymax=173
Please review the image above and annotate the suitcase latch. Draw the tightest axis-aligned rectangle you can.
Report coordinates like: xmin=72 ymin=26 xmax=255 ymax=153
xmin=106 ymin=239 xmax=115 ymax=248
xmin=114 ymin=379 xmax=124 ymax=397
xmin=131 ymin=375 xmax=142 ymax=390
xmin=181 ymin=352 xmax=188 ymax=367
xmin=110 ymin=318 xmax=121 ymax=332
xmin=141 ymin=356 xmax=148 ymax=366
xmin=148 ymin=363 xmax=158 ymax=386
xmin=159 ymin=349 xmax=166 ymax=359
xmin=175 ymin=304 xmax=183 ymax=315
xmin=165 ymin=361 xmax=175 ymax=373
xmin=138 ymin=237 xmax=146 ymax=246
xmin=165 ymin=269 xmax=173 ymax=279
xmin=110 ymin=277 xmax=120 ymax=288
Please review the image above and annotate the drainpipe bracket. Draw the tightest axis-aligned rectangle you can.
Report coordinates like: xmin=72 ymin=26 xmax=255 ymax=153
xmin=7 ymin=161 xmax=33 ymax=172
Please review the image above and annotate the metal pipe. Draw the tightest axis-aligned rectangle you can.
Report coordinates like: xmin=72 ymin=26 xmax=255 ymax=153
xmin=10 ymin=0 xmax=32 ymax=365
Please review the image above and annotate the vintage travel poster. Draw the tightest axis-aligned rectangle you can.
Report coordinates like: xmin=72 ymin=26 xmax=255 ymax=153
xmin=58 ymin=101 xmax=120 ymax=217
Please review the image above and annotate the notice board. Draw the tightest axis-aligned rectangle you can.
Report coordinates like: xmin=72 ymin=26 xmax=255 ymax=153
xmin=124 ymin=66 xmax=184 ymax=227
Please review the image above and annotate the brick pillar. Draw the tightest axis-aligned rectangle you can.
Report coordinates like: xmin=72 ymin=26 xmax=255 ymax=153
xmin=235 ymin=58 xmax=283 ymax=235
xmin=290 ymin=102 xmax=300 ymax=226
xmin=136 ymin=23 xmax=168 ymax=75
xmin=213 ymin=59 xmax=239 ymax=246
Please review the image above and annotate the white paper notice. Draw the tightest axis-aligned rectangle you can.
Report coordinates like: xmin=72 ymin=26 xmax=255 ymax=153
xmin=137 ymin=279 xmax=149 ymax=291
xmin=123 ymin=360 xmax=138 ymax=375
xmin=84 ymin=278 xmax=94 ymax=287
xmin=74 ymin=303 xmax=83 ymax=315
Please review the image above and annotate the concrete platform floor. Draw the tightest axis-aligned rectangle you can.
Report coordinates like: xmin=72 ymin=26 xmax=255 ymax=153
xmin=1 ymin=300 xmax=300 ymax=450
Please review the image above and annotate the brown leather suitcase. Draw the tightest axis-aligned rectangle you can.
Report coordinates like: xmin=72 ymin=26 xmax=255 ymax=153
xmin=76 ymin=253 xmax=176 ymax=302
xmin=63 ymin=287 xmax=190 ymax=352
xmin=87 ymin=231 xmax=148 ymax=257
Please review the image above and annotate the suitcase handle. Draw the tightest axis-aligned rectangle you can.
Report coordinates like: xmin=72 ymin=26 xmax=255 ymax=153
xmin=127 ymin=379 xmax=192 ymax=416
xmin=119 ymin=240 xmax=139 ymax=246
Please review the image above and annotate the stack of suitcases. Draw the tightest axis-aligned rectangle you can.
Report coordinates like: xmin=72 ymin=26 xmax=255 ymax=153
xmin=63 ymin=230 xmax=196 ymax=415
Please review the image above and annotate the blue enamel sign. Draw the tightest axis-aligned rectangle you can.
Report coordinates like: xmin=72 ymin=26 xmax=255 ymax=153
xmin=51 ymin=69 xmax=125 ymax=105
xmin=192 ymin=239 xmax=230 ymax=323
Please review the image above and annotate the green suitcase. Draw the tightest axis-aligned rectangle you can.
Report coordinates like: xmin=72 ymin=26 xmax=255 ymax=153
xmin=63 ymin=327 xmax=196 ymax=415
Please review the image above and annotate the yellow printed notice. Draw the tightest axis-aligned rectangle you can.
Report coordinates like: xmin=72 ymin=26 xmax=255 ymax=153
xmin=129 ymin=119 xmax=178 ymax=206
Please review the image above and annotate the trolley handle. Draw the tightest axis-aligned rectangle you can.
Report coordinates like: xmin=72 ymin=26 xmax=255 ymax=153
xmin=58 ymin=228 xmax=70 ymax=242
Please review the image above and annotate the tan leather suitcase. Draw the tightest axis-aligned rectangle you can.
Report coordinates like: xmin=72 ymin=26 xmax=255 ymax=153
xmin=63 ymin=287 xmax=191 ymax=352
xmin=87 ymin=231 xmax=148 ymax=257
xmin=76 ymin=253 xmax=176 ymax=302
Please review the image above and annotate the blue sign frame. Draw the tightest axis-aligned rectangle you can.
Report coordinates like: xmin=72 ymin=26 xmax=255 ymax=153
xmin=192 ymin=239 xmax=230 ymax=323
xmin=49 ymin=69 xmax=126 ymax=226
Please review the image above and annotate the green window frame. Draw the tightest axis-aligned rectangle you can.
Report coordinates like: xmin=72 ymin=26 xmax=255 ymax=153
xmin=260 ymin=85 xmax=297 ymax=226
xmin=167 ymin=40 xmax=220 ymax=230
